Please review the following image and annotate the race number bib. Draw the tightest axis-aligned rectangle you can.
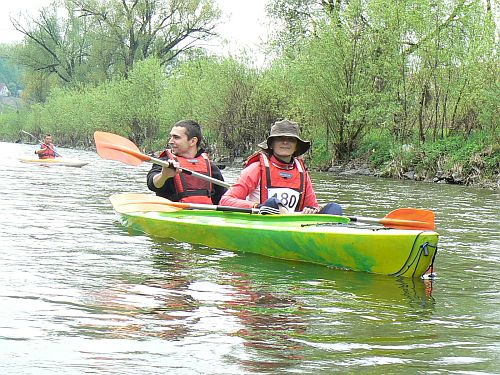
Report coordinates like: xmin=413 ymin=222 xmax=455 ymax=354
xmin=268 ymin=187 xmax=300 ymax=211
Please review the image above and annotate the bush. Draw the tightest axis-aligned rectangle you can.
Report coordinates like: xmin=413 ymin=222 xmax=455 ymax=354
xmin=353 ymin=130 xmax=398 ymax=169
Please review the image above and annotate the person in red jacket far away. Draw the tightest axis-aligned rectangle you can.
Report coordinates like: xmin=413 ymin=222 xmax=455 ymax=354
xmin=35 ymin=134 xmax=58 ymax=159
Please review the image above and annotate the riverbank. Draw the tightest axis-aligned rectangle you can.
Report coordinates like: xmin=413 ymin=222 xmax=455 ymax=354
xmin=316 ymin=133 xmax=499 ymax=191
xmin=224 ymin=155 xmax=498 ymax=190
xmin=4 ymin=134 xmax=500 ymax=190
xmin=325 ymin=157 xmax=499 ymax=190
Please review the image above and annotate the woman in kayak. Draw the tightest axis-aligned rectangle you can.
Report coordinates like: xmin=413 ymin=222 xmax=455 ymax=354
xmin=220 ymin=119 xmax=342 ymax=215
xmin=35 ymin=134 xmax=58 ymax=159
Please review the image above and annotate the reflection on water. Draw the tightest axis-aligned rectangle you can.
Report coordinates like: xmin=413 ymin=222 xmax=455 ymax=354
xmin=81 ymin=262 xmax=198 ymax=341
xmin=218 ymin=252 xmax=436 ymax=373
xmin=0 ymin=141 xmax=498 ymax=374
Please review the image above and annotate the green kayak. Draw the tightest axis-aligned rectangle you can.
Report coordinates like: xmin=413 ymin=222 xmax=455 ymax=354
xmin=110 ymin=193 xmax=438 ymax=278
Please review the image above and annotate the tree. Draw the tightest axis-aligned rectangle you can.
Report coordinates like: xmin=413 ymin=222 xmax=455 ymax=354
xmin=11 ymin=1 xmax=91 ymax=85
xmin=266 ymin=0 xmax=326 ymax=57
xmin=10 ymin=0 xmax=221 ymax=92
xmin=160 ymin=56 xmax=276 ymax=159
xmin=72 ymin=0 xmax=221 ymax=77
xmin=265 ymin=0 xmax=498 ymax=164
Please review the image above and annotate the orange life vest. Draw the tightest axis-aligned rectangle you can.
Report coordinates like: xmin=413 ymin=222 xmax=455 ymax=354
xmin=246 ymin=152 xmax=306 ymax=212
xmin=163 ymin=150 xmax=213 ymax=204
xmin=38 ymin=143 xmax=56 ymax=159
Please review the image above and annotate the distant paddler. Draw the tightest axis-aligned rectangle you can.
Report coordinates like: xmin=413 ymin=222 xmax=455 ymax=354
xmin=22 ymin=131 xmax=61 ymax=158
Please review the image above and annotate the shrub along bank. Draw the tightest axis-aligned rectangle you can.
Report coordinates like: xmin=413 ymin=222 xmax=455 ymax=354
xmin=0 ymin=56 xmax=497 ymax=190
xmin=325 ymin=131 xmax=499 ymax=189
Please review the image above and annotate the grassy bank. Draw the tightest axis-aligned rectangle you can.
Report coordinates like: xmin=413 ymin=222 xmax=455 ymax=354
xmin=322 ymin=130 xmax=499 ymax=189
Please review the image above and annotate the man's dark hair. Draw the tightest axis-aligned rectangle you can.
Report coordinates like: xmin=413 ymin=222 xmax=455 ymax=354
xmin=174 ymin=120 xmax=202 ymax=147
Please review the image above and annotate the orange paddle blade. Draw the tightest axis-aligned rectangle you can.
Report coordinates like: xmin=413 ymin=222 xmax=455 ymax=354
xmin=109 ymin=193 xmax=190 ymax=214
xmin=94 ymin=131 xmax=151 ymax=166
xmin=383 ymin=208 xmax=435 ymax=230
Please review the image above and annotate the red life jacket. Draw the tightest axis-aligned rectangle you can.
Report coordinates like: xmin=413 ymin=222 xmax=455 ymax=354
xmin=246 ymin=152 xmax=306 ymax=212
xmin=39 ymin=143 xmax=56 ymax=159
xmin=162 ymin=150 xmax=213 ymax=204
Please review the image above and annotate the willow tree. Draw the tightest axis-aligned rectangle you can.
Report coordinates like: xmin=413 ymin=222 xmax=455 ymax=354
xmin=267 ymin=0 xmax=384 ymax=161
xmin=266 ymin=0 xmax=498 ymax=163
xmin=11 ymin=0 xmax=221 ymax=93
xmin=381 ymin=0 xmax=498 ymax=143
xmin=10 ymin=1 xmax=92 ymax=96
xmin=71 ymin=0 xmax=221 ymax=78
xmin=266 ymin=0 xmax=337 ymax=58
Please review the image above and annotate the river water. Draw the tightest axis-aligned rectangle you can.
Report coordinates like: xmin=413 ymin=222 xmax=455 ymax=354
xmin=0 ymin=141 xmax=498 ymax=374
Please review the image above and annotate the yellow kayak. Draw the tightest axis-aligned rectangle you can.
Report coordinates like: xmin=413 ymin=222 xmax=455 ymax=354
xmin=19 ymin=157 xmax=88 ymax=168
xmin=110 ymin=193 xmax=439 ymax=278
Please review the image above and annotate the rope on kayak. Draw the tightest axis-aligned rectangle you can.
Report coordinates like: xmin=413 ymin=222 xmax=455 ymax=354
xmin=421 ymin=241 xmax=437 ymax=256
xmin=300 ymin=222 xmax=392 ymax=231
xmin=392 ymin=236 xmax=438 ymax=278
xmin=421 ymin=242 xmax=438 ymax=277
xmin=300 ymin=222 xmax=351 ymax=227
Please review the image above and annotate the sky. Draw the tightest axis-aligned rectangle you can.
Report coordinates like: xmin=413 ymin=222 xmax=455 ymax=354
xmin=0 ymin=0 xmax=270 ymax=57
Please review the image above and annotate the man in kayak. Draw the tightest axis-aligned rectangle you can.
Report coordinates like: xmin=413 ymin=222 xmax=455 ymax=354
xmin=220 ymin=119 xmax=342 ymax=215
xmin=35 ymin=134 xmax=58 ymax=159
xmin=147 ymin=119 xmax=227 ymax=204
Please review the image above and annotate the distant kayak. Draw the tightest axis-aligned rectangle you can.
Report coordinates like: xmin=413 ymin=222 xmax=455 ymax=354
xmin=19 ymin=157 xmax=89 ymax=168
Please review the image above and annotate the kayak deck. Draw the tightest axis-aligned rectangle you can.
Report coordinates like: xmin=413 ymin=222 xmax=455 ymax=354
xmin=115 ymin=208 xmax=439 ymax=278
xmin=19 ymin=157 xmax=88 ymax=167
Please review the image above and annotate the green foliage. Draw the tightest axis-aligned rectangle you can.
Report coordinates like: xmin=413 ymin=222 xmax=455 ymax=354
xmin=266 ymin=0 xmax=326 ymax=57
xmin=353 ymin=131 xmax=398 ymax=169
xmin=0 ymin=57 xmax=167 ymax=148
xmin=308 ymin=138 xmax=333 ymax=170
xmin=476 ymin=72 xmax=500 ymax=138
xmin=118 ymin=58 xmax=165 ymax=146
xmin=160 ymin=56 xmax=280 ymax=158
xmin=0 ymin=108 xmax=28 ymax=140
xmin=0 ymin=0 xmax=497 ymax=188
xmin=415 ymin=133 xmax=495 ymax=174
xmin=0 ymin=54 xmax=23 ymax=96
xmin=350 ymin=127 xmax=499 ymax=186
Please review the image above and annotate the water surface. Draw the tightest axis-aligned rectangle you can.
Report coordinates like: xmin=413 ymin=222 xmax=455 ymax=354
xmin=0 ymin=142 xmax=498 ymax=374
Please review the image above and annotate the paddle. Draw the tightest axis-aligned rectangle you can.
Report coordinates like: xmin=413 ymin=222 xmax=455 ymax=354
xmin=109 ymin=192 xmax=260 ymax=215
xmin=94 ymin=131 xmax=231 ymax=189
xmin=22 ymin=130 xmax=62 ymax=157
xmin=347 ymin=208 xmax=435 ymax=230
xmin=109 ymin=193 xmax=434 ymax=230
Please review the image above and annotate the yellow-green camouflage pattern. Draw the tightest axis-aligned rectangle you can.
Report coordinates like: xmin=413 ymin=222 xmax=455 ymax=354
xmin=117 ymin=210 xmax=438 ymax=278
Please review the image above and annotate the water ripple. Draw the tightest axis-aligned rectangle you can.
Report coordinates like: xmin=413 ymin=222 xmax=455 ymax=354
xmin=0 ymin=142 xmax=498 ymax=374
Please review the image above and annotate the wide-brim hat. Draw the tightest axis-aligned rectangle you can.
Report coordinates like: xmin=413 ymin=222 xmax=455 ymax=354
xmin=258 ymin=119 xmax=311 ymax=157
